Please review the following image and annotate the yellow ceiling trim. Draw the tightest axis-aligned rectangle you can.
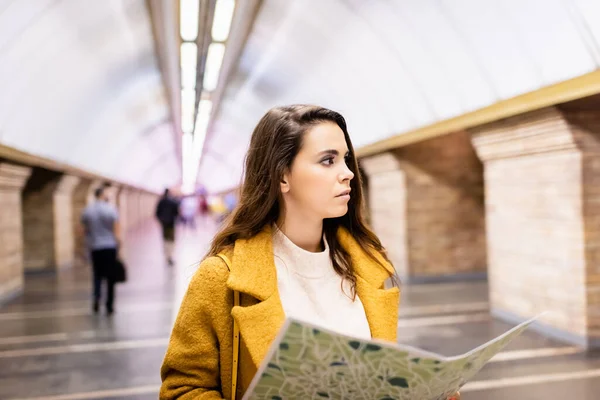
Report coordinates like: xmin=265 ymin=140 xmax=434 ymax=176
xmin=0 ymin=143 xmax=154 ymax=193
xmin=356 ymin=69 xmax=600 ymax=158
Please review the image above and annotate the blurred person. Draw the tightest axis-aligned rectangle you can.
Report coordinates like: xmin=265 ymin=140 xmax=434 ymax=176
xmin=155 ymin=189 xmax=180 ymax=266
xmin=210 ymin=195 xmax=228 ymax=223
xmin=179 ymin=195 xmax=198 ymax=229
xmin=160 ymin=105 xmax=461 ymax=400
xmin=81 ymin=187 xmax=120 ymax=315
xmin=197 ymin=193 xmax=211 ymax=227
xmin=198 ymin=193 xmax=209 ymax=217
xmin=224 ymin=191 xmax=237 ymax=214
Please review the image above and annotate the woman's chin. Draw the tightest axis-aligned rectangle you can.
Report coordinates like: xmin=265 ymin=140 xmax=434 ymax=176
xmin=324 ymin=205 xmax=349 ymax=219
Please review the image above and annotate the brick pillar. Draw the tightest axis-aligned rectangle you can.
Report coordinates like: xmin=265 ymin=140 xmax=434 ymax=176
xmin=142 ymin=192 xmax=155 ymax=221
xmin=361 ymin=131 xmax=487 ymax=283
xmin=140 ymin=192 xmax=148 ymax=220
xmin=141 ymin=191 xmax=147 ymax=223
xmin=149 ymin=193 xmax=159 ymax=220
xmin=131 ymin=190 xmax=141 ymax=227
xmin=361 ymin=153 xmax=409 ymax=278
xmin=22 ymin=169 xmax=63 ymax=272
xmin=0 ymin=163 xmax=31 ymax=303
xmin=470 ymin=105 xmax=600 ymax=348
xmin=125 ymin=189 xmax=134 ymax=229
xmin=53 ymin=175 xmax=80 ymax=270
xmin=117 ymin=187 xmax=129 ymax=232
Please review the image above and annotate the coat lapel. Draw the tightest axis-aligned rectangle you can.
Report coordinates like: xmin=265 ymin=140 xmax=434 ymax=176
xmin=338 ymin=228 xmax=400 ymax=342
xmin=226 ymin=226 xmax=286 ymax=367
xmin=226 ymin=225 xmax=401 ymax=368
xmin=356 ymin=276 xmax=400 ymax=341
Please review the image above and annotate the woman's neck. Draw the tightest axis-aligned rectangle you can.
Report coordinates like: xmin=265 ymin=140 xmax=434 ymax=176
xmin=276 ymin=213 xmax=323 ymax=253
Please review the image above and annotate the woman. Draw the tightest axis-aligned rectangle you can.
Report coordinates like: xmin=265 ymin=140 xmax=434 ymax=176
xmin=160 ymin=105 xmax=459 ymax=400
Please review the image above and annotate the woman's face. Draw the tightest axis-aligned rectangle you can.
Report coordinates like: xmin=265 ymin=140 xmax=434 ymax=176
xmin=281 ymin=122 xmax=355 ymax=221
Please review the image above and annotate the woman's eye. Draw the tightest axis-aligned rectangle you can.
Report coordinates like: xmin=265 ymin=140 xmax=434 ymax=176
xmin=321 ymin=157 xmax=335 ymax=166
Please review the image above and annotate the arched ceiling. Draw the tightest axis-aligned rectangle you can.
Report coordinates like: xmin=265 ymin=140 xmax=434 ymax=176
xmin=0 ymin=0 xmax=179 ymax=192
xmin=199 ymin=0 xmax=600 ymax=193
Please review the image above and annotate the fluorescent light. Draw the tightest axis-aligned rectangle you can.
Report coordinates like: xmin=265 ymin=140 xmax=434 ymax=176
xmin=181 ymin=88 xmax=195 ymax=133
xmin=180 ymin=42 xmax=198 ymax=69
xmin=194 ymin=99 xmax=212 ymax=134
xmin=184 ymin=98 xmax=212 ymax=190
xmin=212 ymin=0 xmax=235 ymax=42
xmin=182 ymin=132 xmax=193 ymax=179
xmin=180 ymin=0 xmax=200 ymax=41
xmin=181 ymin=66 xmax=197 ymax=89
xmin=182 ymin=132 xmax=193 ymax=161
xmin=196 ymin=99 xmax=212 ymax=126
xmin=181 ymin=89 xmax=196 ymax=118
xmin=182 ymin=132 xmax=195 ymax=193
xmin=180 ymin=43 xmax=198 ymax=89
xmin=184 ymin=98 xmax=213 ymax=189
xmin=181 ymin=112 xmax=194 ymax=133
xmin=193 ymin=99 xmax=212 ymax=162
xmin=203 ymin=43 xmax=226 ymax=91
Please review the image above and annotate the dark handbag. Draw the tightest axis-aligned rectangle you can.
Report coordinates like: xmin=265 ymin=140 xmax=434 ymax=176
xmin=114 ymin=257 xmax=127 ymax=283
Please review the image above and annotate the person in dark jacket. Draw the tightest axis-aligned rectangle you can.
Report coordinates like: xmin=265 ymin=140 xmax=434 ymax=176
xmin=155 ymin=189 xmax=180 ymax=266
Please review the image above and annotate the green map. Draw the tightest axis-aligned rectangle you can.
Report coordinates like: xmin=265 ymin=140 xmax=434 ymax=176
xmin=243 ymin=315 xmax=541 ymax=400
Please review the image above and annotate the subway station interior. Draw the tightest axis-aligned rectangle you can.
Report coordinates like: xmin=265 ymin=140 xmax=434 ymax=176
xmin=2 ymin=0 xmax=600 ymax=399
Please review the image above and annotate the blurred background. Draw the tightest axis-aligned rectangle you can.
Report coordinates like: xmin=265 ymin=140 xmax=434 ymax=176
xmin=1 ymin=0 xmax=600 ymax=398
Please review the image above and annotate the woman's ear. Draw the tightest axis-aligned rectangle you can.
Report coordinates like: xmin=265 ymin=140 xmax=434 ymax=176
xmin=280 ymin=171 xmax=290 ymax=194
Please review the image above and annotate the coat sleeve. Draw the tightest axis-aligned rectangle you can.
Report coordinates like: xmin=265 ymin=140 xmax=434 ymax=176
xmin=160 ymin=256 xmax=230 ymax=399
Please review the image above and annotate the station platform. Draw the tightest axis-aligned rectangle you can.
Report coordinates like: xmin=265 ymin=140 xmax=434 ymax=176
xmin=0 ymin=220 xmax=598 ymax=399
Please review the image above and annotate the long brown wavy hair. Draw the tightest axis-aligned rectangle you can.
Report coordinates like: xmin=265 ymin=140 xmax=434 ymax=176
xmin=206 ymin=105 xmax=397 ymax=297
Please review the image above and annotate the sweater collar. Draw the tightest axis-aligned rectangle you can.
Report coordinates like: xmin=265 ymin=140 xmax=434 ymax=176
xmin=226 ymin=224 xmax=395 ymax=300
xmin=272 ymin=226 xmax=331 ymax=279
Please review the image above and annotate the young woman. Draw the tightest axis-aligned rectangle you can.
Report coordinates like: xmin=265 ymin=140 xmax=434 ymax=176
xmin=160 ymin=105 xmax=460 ymax=400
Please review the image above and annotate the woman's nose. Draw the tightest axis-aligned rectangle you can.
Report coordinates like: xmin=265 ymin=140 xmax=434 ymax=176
xmin=339 ymin=165 xmax=354 ymax=182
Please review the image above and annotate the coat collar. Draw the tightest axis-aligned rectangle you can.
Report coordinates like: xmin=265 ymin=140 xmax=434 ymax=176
xmin=226 ymin=225 xmax=395 ymax=294
xmin=227 ymin=225 xmax=277 ymax=301
xmin=337 ymin=228 xmax=400 ymax=341
xmin=336 ymin=227 xmax=396 ymax=288
xmin=226 ymin=224 xmax=400 ymax=367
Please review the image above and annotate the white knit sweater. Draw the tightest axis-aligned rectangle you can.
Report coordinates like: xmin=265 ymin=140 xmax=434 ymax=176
xmin=272 ymin=227 xmax=371 ymax=340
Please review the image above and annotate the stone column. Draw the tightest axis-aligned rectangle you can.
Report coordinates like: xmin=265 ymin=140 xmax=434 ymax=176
xmin=22 ymin=169 xmax=62 ymax=272
xmin=361 ymin=131 xmax=487 ymax=283
xmin=142 ymin=192 xmax=156 ymax=222
xmin=144 ymin=192 xmax=152 ymax=220
xmin=53 ymin=175 xmax=80 ymax=270
xmin=0 ymin=163 xmax=31 ymax=303
xmin=149 ymin=192 xmax=159 ymax=220
xmin=361 ymin=153 xmax=410 ymax=278
xmin=117 ymin=187 xmax=129 ymax=232
xmin=470 ymin=105 xmax=600 ymax=348
xmin=130 ymin=190 xmax=141 ymax=227
xmin=22 ymin=170 xmax=83 ymax=271
xmin=140 ymin=192 xmax=148 ymax=221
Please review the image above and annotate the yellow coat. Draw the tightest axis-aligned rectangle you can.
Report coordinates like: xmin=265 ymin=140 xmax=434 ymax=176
xmin=160 ymin=226 xmax=400 ymax=399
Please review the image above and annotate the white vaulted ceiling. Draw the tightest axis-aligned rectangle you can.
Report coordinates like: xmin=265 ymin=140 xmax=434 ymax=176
xmin=198 ymin=0 xmax=600 ymax=193
xmin=0 ymin=0 xmax=179 ymax=192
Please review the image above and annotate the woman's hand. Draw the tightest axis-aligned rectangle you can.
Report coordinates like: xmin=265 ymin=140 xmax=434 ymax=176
xmin=448 ymin=392 xmax=461 ymax=400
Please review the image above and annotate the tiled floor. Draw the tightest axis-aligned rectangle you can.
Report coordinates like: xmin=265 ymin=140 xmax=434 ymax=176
xmin=1 ymin=218 xmax=599 ymax=399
